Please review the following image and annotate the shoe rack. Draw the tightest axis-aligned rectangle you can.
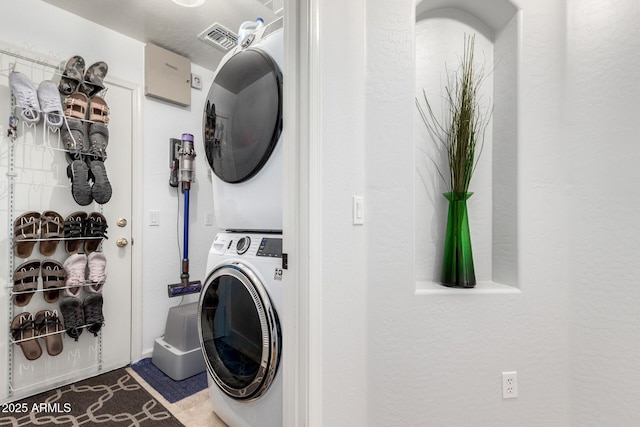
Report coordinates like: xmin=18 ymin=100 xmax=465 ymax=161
xmin=1 ymin=47 xmax=107 ymax=401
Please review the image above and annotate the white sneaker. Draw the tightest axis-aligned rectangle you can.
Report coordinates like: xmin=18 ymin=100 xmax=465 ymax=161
xmin=86 ymin=251 xmax=106 ymax=292
xmin=37 ymin=80 xmax=64 ymax=130
xmin=9 ymin=72 xmax=41 ymax=124
xmin=63 ymin=253 xmax=87 ymax=297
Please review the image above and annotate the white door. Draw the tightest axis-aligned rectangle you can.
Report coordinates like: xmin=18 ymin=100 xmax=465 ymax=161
xmin=0 ymin=50 xmax=136 ymax=401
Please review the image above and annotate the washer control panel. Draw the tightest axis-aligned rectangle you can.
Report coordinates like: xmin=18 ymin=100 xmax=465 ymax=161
xmin=256 ymin=237 xmax=282 ymax=258
xmin=212 ymin=233 xmax=282 ymax=258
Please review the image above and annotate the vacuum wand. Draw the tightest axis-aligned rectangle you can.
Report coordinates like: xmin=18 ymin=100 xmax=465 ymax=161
xmin=167 ymin=133 xmax=202 ymax=298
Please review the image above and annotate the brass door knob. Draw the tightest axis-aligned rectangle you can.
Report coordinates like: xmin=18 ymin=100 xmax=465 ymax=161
xmin=116 ymin=218 xmax=127 ymax=227
xmin=116 ymin=238 xmax=129 ymax=248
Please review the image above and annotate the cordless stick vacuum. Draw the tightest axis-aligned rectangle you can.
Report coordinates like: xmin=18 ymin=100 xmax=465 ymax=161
xmin=167 ymin=133 xmax=203 ymax=297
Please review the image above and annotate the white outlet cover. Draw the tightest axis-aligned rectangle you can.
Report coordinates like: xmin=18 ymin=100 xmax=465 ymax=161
xmin=502 ymin=371 xmax=518 ymax=399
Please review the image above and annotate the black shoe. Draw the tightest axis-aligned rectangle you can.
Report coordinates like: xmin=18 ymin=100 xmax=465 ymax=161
xmin=83 ymin=293 xmax=104 ymax=336
xmin=88 ymin=160 xmax=112 ymax=205
xmin=67 ymin=159 xmax=92 ymax=206
xmin=60 ymin=296 xmax=84 ymax=341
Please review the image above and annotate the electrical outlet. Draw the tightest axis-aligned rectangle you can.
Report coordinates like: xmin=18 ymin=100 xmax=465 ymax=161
xmin=502 ymin=371 xmax=518 ymax=399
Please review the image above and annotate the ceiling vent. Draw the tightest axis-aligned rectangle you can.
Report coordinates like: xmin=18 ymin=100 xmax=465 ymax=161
xmin=198 ymin=23 xmax=238 ymax=51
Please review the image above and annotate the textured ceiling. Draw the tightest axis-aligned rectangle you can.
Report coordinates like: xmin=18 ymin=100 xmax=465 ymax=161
xmin=42 ymin=0 xmax=279 ymax=71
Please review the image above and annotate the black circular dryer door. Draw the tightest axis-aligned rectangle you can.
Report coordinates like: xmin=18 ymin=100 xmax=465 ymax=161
xmin=203 ymin=48 xmax=283 ymax=183
xmin=198 ymin=263 xmax=281 ymax=401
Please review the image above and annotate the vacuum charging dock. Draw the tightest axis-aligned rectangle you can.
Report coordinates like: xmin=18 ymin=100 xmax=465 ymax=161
xmin=152 ymin=302 xmax=205 ymax=381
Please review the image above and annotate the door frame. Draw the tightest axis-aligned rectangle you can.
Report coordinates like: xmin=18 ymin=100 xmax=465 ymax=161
xmin=282 ymin=1 xmax=322 ymax=426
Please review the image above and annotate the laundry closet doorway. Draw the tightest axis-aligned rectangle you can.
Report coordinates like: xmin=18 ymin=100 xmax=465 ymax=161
xmin=0 ymin=48 xmax=140 ymax=402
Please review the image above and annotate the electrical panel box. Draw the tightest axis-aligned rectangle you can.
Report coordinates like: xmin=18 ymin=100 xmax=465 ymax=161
xmin=144 ymin=43 xmax=191 ymax=106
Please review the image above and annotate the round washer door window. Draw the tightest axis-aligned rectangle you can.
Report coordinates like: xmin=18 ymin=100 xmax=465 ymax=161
xmin=203 ymin=48 xmax=283 ymax=183
xmin=198 ymin=263 xmax=281 ymax=401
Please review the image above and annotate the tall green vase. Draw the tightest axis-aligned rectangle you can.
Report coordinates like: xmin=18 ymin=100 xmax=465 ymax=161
xmin=441 ymin=192 xmax=476 ymax=288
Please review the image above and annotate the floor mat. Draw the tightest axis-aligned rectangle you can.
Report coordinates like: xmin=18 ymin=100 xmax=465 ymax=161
xmin=130 ymin=358 xmax=207 ymax=404
xmin=0 ymin=367 xmax=183 ymax=426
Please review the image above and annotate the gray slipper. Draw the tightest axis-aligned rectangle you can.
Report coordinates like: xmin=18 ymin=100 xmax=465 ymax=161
xmin=67 ymin=159 xmax=92 ymax=206
xmin=58 ymin=55 xmax=85 ymax=96
xmin=88 ymin=160 xmax=112 ymax=205
xmin=80 ymin=61 xmax=108 ymax=98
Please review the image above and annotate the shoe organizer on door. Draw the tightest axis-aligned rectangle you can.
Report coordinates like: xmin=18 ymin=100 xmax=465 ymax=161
xmin=0 ymin=50 xmax=112 ymax=402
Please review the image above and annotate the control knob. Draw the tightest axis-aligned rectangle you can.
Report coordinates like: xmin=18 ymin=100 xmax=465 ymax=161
xmin=236 ymin=236 xmax=251 ymax=255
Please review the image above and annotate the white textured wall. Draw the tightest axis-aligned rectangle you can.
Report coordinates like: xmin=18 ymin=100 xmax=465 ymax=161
xmin=363 ymin=0 xmax=572 ymax=425
xmin=566 ymin=1 xmax=640 ymax=425
xmin=317 ymin=0 xmax=369 ymax=425
xmin=140 ymin=67 xmax=215 ymax=355
xmin=0 ymin=0 xmax=216 ymax=358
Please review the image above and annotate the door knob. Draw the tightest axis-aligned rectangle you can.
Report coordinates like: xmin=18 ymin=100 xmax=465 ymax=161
xmin=116 ymin=218 xmax=127 ymax=227
xmin=116 ymin=238 xmax=129 ymax=248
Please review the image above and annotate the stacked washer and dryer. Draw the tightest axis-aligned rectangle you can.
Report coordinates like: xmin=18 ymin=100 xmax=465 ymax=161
xmin=197 ymin=18 xmax=284 ymax=427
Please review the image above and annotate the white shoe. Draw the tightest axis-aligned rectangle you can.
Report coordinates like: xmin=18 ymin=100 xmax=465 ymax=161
xmin=63 ymin=253 xmax=87 ymax=297
xmin=9 ymin=72 xmax=41 ymax=124
xmin=86 ymin=251 xmax=106 ymax=292
xmin=37 ymin=80 xmax=64 ymax=130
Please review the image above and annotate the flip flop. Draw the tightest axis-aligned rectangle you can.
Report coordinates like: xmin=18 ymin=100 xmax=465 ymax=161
xmin=39 ymin=211 xmax=64 ymax=256
xmin=88 ymin=96 xmax=109 ymax=124
xmin=41 ymin=260 xmax=66 ymax=303
xmin=34 ymin=310 xmax=64 ymax=357
xmin=84 ymin=212 xmax=108 ymax=253
xmin=14 ymin=211 xmax=41 ymax=258
xmin=13 ymin=260 xmax=40 ymax=307
xmin=64 ymin=211 xmax=88 ymax=254
xmin=11 ymin=312 xmax=42 ymax=361
xmin=63 ymin=92 xmax=88 ymax=120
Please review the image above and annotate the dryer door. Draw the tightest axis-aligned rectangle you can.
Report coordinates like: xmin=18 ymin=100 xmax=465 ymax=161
xmin=203 ymin=48 xmax=282 ymax=183
xmin=198 ymin=262 xmax=281 ymax=401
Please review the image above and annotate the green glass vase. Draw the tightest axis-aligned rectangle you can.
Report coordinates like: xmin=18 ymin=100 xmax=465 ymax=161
xmin=441 ymin=192 xmax=476 ymax=288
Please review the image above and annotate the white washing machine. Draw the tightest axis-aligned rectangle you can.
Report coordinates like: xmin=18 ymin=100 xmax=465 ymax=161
xmin=198 ymin=232 xmax=283 ymax=427
xmin=203 ymin=19 xmax=283 ymax=232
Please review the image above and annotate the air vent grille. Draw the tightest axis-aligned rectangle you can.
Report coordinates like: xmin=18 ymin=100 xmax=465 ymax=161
xmin=198 ymin=23 xmax=238 ymax=51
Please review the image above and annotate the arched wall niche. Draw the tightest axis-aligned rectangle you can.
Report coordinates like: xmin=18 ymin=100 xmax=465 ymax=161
xmin=414 ymin=0 xmax=520 ymax=293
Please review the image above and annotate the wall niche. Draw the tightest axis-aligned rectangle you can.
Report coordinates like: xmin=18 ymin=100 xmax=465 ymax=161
xmin=414 ymin=0 xmax=520 ymax=293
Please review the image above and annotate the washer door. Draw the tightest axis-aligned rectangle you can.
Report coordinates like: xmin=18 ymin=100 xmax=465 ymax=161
xmin=198 ymin=262 xmax=281 ymax=401
xmin=203 ymin=48 xmax=283 ymax=184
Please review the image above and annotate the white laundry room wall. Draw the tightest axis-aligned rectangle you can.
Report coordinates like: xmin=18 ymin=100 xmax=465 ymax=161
xmin=319 ymin=0 xmax=572 ymax=427
xmin=565 ymin=0 xmax=640 ymax=425
xmin=0 ymin=0 xmax=215 ymax=360
xmin=309 ymin=0 xmax=639 ymax=425
xmin=364 ymin=0 xmax=572 ymax=423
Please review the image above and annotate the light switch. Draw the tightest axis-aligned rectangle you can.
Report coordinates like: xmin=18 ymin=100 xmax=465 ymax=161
xmin=353 ymin=196 xmax=364 ymax=225
xmin=150 ymin=210 xmax=159 ymax=226
xmin=205 ymin=211 xmax=214 ymax=226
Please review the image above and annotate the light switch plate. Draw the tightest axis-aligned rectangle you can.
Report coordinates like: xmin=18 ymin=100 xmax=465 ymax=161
xmin=353 ymin=195 xmax=364 ymax=225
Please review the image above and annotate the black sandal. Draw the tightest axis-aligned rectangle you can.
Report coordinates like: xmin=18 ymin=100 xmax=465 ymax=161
xmin=64 ymin=211 xmax=88 ymax=254
xmin=84 ymin=212 xmax=108 ymax=253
